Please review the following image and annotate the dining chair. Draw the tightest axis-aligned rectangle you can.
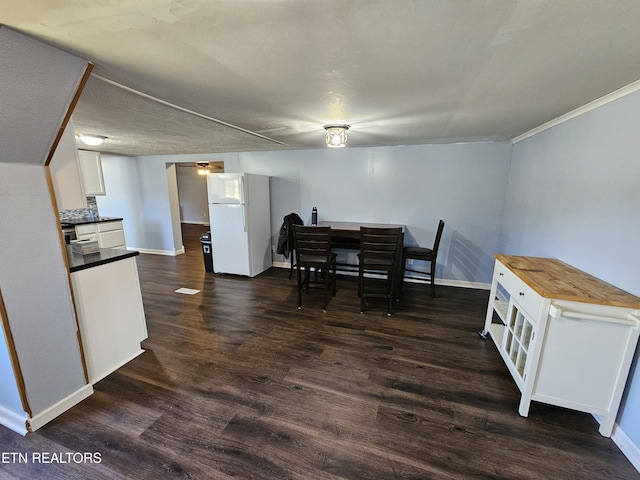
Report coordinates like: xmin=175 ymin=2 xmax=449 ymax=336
xmin=358 ymin=226 xmax=404 ymax=316
xmin=401 ymin=220 xmax=445 ymax=298
xmin=292 ymin=225 xmax=337 ymax=311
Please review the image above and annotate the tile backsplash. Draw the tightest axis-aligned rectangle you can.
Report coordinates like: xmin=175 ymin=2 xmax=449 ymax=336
xmin=59 ymin=197 xmax=99 ymax=221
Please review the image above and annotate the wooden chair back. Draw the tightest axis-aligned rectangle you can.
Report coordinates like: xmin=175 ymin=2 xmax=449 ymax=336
xmin=293 ymin=225 xmax=333 ymax=264
xmin=359 ymin=227 xmax=403 ymax=271
xmin=358 ymin=226 xmax=403 ymax=315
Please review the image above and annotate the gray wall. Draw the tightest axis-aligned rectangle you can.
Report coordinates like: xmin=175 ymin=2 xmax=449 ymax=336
xmin=176 ymin=166 xmax=209 ymax=224
xmin=96 ymin=155 xmax=145 ymax=251
xmin=166 ymin=163 xmax=183 ymax=252
xmin=241 ymin=144 xmax=512 ymax=285
xmin=99 ymin=143 xmax=512 ymax=285
xmin=504 ymin=90 xmax=640 ymax=447
xmin=0 ymin=310 xmax=25 ymax=418
xmin=97 ymin=153 xmax=240 ymax=254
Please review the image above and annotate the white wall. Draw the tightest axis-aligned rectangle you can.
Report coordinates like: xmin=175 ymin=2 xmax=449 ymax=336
xmin=504 ymin=90 xmax=640 ymax=450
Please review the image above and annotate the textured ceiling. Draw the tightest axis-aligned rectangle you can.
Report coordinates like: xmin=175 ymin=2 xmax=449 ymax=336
xmin=3 ymin=1 xmax=640 ymax=156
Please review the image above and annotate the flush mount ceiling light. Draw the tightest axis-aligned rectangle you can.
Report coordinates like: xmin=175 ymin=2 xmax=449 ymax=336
xmin=324 ymin=125 xmax=350 ymax=148
xmin=77 ymin=134 xmax=106 ymax=146
xmin=196 ymin=161 xmax=210 ymax=175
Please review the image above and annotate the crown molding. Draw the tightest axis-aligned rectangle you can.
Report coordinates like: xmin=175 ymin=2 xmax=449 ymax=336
xmin=512 ymin=79 xmax=640 ymax=144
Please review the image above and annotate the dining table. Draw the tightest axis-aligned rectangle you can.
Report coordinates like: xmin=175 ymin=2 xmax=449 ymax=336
xmin=317 ymin=221 xmax=406 ymax=299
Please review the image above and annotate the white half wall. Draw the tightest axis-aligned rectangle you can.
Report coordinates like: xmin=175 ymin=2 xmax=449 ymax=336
xmin=0 ymin=164 xmax=87 ymax=416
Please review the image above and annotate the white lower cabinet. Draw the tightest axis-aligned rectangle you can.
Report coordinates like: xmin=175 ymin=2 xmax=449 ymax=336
xmin=75 ymin=220 xmax=126 ymax=250
xmin=483 ymin=255 xmax=640 ymax=437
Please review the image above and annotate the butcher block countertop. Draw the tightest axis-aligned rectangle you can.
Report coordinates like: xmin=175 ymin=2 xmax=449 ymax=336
xmin=495 ymin=254 xmax=640 ymax=309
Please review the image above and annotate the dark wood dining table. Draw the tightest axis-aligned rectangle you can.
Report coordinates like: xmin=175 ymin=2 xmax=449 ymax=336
xmin=317 ymin=221 xmax=405 ymax=235
xmin=317 ymin=221 xmax=406 ymax=299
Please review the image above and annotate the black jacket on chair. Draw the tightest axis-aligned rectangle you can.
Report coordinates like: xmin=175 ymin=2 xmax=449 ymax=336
xmin=276 ymin=213 xmax=304 ymax=259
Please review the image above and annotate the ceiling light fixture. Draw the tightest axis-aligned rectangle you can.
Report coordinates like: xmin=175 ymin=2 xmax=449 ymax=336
xmin=77 ymin=134 xmax=106 ymax=146
xmin=196 ymin=161 xmax=210 ymax=175
xmin=324 ymin=125 xmax=350 ymax=148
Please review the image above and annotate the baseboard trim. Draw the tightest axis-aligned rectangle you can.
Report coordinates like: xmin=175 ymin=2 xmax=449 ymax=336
xmin=271 ymin=263 xmax=491 ymax=290
xmin=181 ymin=221 xmax=209 ymax=226
xmin=612 ymin=425 xmax=640 ymax=473
xmin=90 ymin=349 xmax=145 ymax=385
xmin=128 ymin=246 xmax=185 ymax=256
xmin=27 ymin=384 xmax=94 ymax=433
xmin=592 ymin=414 xmax=640 ymax=473
xmin=272 ymin=261 xmax=293 ymax=269
xmin=428 ymin=278 xmax=491 ymax=291
xmin=0 ymin=405 xmax=28 ymax=436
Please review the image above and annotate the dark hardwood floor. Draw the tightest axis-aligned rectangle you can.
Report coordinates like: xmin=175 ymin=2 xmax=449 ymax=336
xmin=1 ymin=223 xmax=638 ymax=479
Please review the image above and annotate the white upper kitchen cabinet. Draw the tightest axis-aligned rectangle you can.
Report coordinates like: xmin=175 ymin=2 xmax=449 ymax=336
xmin=78 ymin=150 xmax=106 ymax=195
xmin=49 ymin=118 xmax=87 ymax=209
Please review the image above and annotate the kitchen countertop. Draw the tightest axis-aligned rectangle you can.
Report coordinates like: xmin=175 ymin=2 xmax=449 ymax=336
xmin=61 ymin=216 xmax=123 ymax=228
xmin=66 ymin=245 xmax=139 ymax=273
xmin=495 ymin=254 xmax=640 ymax=309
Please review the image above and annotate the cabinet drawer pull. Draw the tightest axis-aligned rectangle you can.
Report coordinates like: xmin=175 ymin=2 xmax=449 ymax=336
xmin=499 ymin=272 xmax=504 ymax=276
xmin=519 ymin=292 xmax=525 ymax=296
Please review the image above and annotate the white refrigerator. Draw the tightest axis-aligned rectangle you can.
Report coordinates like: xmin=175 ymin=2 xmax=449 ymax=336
xmin=207 ymin=173 xmax=272 ymax=277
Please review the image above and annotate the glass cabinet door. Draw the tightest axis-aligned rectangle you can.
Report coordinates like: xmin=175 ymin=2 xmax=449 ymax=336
xmin=503 ymin=304 xmax=536 ymax=385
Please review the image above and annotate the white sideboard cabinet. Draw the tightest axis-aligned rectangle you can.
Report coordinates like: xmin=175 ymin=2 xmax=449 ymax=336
xmin=482 ymin=254 xmax=640 ymax=437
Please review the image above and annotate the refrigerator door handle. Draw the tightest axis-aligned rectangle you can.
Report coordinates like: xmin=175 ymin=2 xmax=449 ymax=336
xmin=240 ymin=175 xmax=246 ymax=205
xmin=242 ymin=205 xmax=247 ymax=232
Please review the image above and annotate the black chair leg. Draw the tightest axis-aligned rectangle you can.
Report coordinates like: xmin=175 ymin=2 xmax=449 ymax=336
xmin=323 ymin=283 xmax=329 ymax=311
xmin=296 ymin=266 xmax=302 ymax=309
xmin=387 ymin=275 xmax=394 ymax=316
xmin=430 ymin=261 xmax=436 ymax=298
xmin=332 ymin=266 xmax=337 ymax=297
xmin=358 ymin=266 xmax=365 ymax=312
